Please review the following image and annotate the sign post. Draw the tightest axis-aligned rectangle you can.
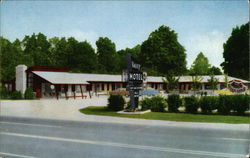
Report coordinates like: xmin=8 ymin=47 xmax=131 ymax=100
xmin=126 ymin=53 xmax=143 ymax=110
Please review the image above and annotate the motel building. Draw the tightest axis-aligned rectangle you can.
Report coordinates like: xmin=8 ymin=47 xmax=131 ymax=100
xmin=3 ymin=65 xmax=249 ymax=99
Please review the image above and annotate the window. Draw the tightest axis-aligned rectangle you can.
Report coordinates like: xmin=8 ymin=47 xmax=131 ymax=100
xmin=27 ymin=73 xmax=33 ymax=88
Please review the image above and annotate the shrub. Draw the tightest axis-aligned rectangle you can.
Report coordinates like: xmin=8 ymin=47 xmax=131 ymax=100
xmin=167 ymin=94 xmax=182 ymax=112
xmin=0 ymin=84 xmax=9 ymax=99
xmin=107 ymin=95 xmax=125 ymax=111
xmin=231 ymin=94 xmax=249 ymax=115
xmin=199 ymin=96 xmax=218 ymax=114
xmin=150 ymin=96 xmax=167 ymax=112
xmin=218 ymin=95 xmax=233 ymax=115
xmin=10 ymin=91 xmax=22 ymax=100
xmin=140 ymin=98 xmax=153 ymax=111
xmin=24 ymin=88 xmax=35 ymax=99
xmin=184 ymin=96 xmax=199 ymax=114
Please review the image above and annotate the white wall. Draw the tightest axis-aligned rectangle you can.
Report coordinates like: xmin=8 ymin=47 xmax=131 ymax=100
xmin=15 ymin=65 xmax=27 ymax=95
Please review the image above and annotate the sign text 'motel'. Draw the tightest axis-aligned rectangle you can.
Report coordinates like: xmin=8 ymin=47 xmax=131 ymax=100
xmin=129 ymin=72 xmax=143 ymax=81
xmin=126 ymin=53 xmax=143 ymax=109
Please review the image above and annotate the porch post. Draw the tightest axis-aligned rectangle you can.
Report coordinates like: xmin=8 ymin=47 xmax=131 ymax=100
xmin=80 ymin=85 xmax=84 ymax=99
xmin=64 ymin=85 xmax=68 ymax=100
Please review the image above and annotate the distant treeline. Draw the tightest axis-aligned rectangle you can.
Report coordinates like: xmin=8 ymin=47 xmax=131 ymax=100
xmin=0 ymin=23 xmax=248 ymax=81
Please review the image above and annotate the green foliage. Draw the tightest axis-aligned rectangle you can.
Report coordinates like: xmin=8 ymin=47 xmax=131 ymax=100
xmin=217 ymin=95 xmax=249 ymax=115
xmin=140 ymin=97 xmax=153 ymax=111
xmin=117 ymin=45 xmax=141 ymax=71
xmin=0 ymin=37 xmax=33 ymax=81
xmin=184 ymin=96 xmax=199 ymax=114
xmin=221 ymin=22 xmax=249 ymax=80
xmin=22 ymin=33 xmax=52 ymax=66
xmin=162 ymin=75 xmax=179 ymax=92
xmin=189 ymin=52 xmax=211 ymax=75
xmin=218 ymin=95 xmax=233 ymax=115
xmin=140 ymin=96 xmax=167 ymax=112
xmin=140 ymin=25 xmax=187 ymax=76
xmin=10 ymin=91 xmax=23 ymax=100
xmin=107 ymin=95 xmax=125 ymax=111
xmin=96 ymin=37 xmax=118 ymax=73
xmin=24 ymin=88 xmax=35 ymax=99
xmin=207 ymin=75 xmax=219 ymax=90
xmin=191 ymin=76 xmax=203 ymax=91
xmin=0 ymin=25 xmax=189 ymax=80
xmin=209 ymin=66 xmax=222 ymax=75
xmin=231 ymin=95 xmax=249 ymax=115
xmin=199 ymin=96 xmax=218 ymax=114
xmin=150 ymin=96 xmax=167 ymax=112
xmin=0 ymin=84 xmax=9 ymax=99
xmin=167 ymin=94 xmax=182 ymax=112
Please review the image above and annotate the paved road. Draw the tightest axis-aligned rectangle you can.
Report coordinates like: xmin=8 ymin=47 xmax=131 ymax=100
xmin=0 ymin=117 xmax=249 ymax=158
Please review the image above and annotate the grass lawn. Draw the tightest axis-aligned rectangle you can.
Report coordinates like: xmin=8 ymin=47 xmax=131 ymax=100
xmin=79 ymin=106 xmax=250 ymax=124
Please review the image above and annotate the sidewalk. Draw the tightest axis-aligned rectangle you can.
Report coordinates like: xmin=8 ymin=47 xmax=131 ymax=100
xmin=1 ymin=96 xmax=249 ymax=131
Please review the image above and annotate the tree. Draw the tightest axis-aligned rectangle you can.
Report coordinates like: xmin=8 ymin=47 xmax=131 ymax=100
xmin=209 ymin=66 xmax=222 ymax=75
xmin=0 ymin=37 xmax=32 ymax=81
xmin=96 ymin=37 xmax=118 ymax=73
xmin=221 ymin=22 xmax=249 ymax=80
xmin=22 ymin=33 xmax=52 ymax=66
xmin=116 ymin=45 xmax=141 ymax=71
xmin=162 ymin=75 xmax=179 ymax=92
xmin=73 ymin=41 xmax=98 ymax=73
xmin=49 ymin=37 xmax=67 ymax=67
xmin=189 ymin=52 xmax=211 ymax=75
xmin=208 ymin=75 xmax=219 ymax=91
xmin=140 ymin=25 xmax=187 ymax=76
xmin=191 ymin=76 xmax=203 ymax=92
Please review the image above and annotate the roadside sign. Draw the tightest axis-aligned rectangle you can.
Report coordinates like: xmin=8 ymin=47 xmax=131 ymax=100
xmin=126 ymin=53 xmax=143 ymax=109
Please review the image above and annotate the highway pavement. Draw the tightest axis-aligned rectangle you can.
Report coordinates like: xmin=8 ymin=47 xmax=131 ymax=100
xmin=0 ymin=116 xmax=249 ymax=158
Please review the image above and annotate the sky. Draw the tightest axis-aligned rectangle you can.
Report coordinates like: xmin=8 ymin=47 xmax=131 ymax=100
xmin=1 ymin=1 xmax=249 ymax=69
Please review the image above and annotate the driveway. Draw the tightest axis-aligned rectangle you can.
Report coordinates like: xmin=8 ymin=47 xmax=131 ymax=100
xmin=0 ymin=96 xmax=108 ymax=120
xmin=0 ymin=96 xmax=249 ymax=131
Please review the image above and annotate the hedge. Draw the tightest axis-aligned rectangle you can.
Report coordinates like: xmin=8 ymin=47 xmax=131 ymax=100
xmin=10 ymin=91 xmax=22 ymax=100
xmin=184 ymin=96 xmax=199 ymax=114
xmin=231 ymin=95 xmax=249 ymax=115
xmin=167 ymin=94 xmax=182 ymax=112
xmin=107 ymin=95 xmax=125 ymax=111
xmin=139 ymin=96 xmax=167 ymax=112
xmin=0 ymin=84 xmax=9 ymax=99
xmin=150 ymin=96 xmax=167 ymax=112
xmin=217 ymin=95 xmax=234 ymax=115
xmin=24 ymin=88 xmax=35 ymax=99
xmin=199 ymin=96 xmax=218 ymax=114
xmin=140 ymin=97 xmax=153 ymax=111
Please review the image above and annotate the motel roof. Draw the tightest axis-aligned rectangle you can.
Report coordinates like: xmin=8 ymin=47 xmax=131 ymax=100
xmin=32 ymin=71 xmax=123 ymax=84
xmin=177 ymin=75 xmax=249 ymax=83
xmin=32 ymin=71 xmax=249 ymax=85
xmin=147 ymin=76 xmax=164 ymax=83
xmin=32 ymin=71 xmax=90 ymax=85
xmin=143 ymin=75 xmax=249 ymax=84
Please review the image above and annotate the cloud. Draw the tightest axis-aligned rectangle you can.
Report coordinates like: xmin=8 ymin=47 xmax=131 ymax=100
xmin=184 ymin=30 xmax=226 ymax=69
